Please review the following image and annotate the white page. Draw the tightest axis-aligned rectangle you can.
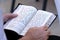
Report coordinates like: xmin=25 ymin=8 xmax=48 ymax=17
xmin=21 ymin=10 xmax=56 ymax=35
xmin=55 ymin=0 xmax=60 ymax=22
xmin=0 ymin=9 xmax=7 ymax=40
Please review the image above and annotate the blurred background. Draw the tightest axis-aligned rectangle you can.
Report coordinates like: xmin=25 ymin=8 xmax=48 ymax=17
xmin=0 ymin=0 xmax=60 ymax=36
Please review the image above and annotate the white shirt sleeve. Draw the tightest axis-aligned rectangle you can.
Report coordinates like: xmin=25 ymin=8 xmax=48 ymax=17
xmin=0 ymin=9 xmax=7 ymax=40
xmin=54 ymin=0 xmax=60 ymax=22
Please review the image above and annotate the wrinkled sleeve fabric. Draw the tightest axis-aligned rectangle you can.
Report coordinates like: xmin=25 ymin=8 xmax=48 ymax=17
xmin=55 ymin=0 xmax=60 ymax=22
xmin=0 ymin=9 xmax=7 ymax=40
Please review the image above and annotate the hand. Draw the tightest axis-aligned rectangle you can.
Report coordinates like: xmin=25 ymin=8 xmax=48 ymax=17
xmin=19 ymin=26 xmax=50 ymax=40
xmin=3 ymin=13 xmax=18 ymax=22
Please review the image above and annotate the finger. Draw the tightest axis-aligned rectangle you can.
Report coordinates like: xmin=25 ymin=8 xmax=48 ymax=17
xmin=3 ymin=13 xmax=18 ymax=22
xmin=7 ymin=14 xmax=18 ymax=19
xmin=46 ymin=30 xmax=50 ymax=35
xmin=40 ymin=26 xmax=48 ymax=31
xmin=43 ymin=26 xmax=48 ymax=31
xmin=45 ymin=31 xmax=50 ymax=40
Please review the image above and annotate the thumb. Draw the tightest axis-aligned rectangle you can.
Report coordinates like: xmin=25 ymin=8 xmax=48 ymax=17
xmin=3 ymin=13 xmax=18 ymax=22
xmin=6 ymin=14 xmax=18 ymax=19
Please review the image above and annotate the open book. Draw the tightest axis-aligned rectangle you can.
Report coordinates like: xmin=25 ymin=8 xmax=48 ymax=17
xmin=4 ymin=5 xmax=56 ymax=36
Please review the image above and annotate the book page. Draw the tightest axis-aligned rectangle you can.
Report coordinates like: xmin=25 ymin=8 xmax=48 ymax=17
xmin=4 ymin=5 xmax=37 ymax=35
xmin=21 ymin=10 xmax=56 ymax=36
